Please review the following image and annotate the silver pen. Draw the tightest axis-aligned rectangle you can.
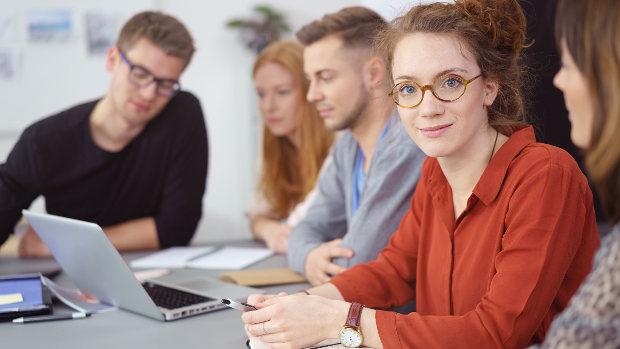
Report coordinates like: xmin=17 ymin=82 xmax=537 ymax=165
xmin=12 ymin=312 xmax=90 ymax=324
xmin=221 ymin=298 xmax=257 ymax=312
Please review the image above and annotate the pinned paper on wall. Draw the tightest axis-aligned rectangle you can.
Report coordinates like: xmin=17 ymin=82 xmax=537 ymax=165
xmin=0 ymin=15 xmax=19 ymax=43
xmin=27 ymin=9 xmax=72 ymax=43
xmin=0 ymin=48 xmax=19 ymax=80
xmin=84 ymin=11 xmax=123 ymax=56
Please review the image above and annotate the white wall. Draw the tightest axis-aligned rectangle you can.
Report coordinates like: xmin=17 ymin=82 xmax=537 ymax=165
xmin=0 ymin=1 xmax=155 ymax=133
xmin=160 ymin=1 xmax=365 ymax=243
xmin=1 ymin=0 xmax=419 ymax=244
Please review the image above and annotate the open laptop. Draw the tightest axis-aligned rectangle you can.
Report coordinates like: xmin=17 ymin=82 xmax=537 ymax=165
xmin=22 ymin=210 xmax=261 ymax=321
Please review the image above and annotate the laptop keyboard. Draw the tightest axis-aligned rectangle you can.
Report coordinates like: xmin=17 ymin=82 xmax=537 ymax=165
xmin=142 ymin=282 xmax=214 ymax=310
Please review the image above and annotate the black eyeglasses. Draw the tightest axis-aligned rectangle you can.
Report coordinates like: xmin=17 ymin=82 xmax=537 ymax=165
xmin=118 ymin=50 xmax=181 ymax=97
xmin=389 ymin=73 xmax=481 ymax=108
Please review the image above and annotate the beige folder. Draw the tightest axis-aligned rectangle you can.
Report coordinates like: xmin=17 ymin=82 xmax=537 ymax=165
xmin=219 ymin=268 xmax=306 ymax=286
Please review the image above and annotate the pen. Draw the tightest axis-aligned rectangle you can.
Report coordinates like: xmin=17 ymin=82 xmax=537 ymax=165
xmin=12 ymin=312 xmax=90 ymax=324
xmin=221 ymin=298 xmax=257 ymax=311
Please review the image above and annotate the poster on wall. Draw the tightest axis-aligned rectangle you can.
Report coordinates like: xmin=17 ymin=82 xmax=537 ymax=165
xmin=84 ymin=11 xmax=123 ymax=56
xmin=0 ymin=15 xmax=19 ymax=43
xmin=0 ymin=48 xmax=19 ymax=80
xmin=27 ymin=9 xmax=72 ymax=43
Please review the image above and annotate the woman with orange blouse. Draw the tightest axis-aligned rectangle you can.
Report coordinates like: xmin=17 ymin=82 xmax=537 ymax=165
xmin=240 ymin=1 xmax=600 ymax=348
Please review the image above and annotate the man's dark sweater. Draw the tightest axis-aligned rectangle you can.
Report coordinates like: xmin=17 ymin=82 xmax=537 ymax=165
xmin=0 ymin=91 xmax=208 ymax=248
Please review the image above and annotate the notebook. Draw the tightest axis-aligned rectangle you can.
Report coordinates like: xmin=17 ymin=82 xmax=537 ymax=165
xmin=131 ymin=246 xmax=274 ymax=270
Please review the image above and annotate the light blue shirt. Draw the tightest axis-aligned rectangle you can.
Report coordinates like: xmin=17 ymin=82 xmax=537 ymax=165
xmin=351 ymin=116 xmax=395 ymax=215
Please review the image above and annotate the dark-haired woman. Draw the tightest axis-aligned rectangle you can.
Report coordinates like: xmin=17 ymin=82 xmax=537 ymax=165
xmin=240 ymin=1 xmax=600 ymax=348
xmin=532 ymin=0 xmax=620 ymax=347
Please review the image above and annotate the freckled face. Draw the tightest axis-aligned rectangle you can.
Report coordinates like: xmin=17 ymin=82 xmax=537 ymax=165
xmin=392 ymin=33 xmax=498 ymax=159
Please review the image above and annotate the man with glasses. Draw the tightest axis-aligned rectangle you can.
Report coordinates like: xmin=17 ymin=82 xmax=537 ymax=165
xmin=0 ymin=11 xmax=208 ymax=256
xmin=287 ymin=7 xmax=426 ymax=286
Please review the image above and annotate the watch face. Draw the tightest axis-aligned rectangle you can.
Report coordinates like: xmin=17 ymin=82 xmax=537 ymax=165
xmin=340 ymin=327 xmax=363 ymax=348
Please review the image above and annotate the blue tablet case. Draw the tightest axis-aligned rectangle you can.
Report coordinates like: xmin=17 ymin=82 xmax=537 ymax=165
xmin=0 ymin=274 xmax=52 ymax=320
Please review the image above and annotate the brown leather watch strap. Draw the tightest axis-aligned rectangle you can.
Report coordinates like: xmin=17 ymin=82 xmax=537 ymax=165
xmin=345 ymin=302 xmax=364 ymax=327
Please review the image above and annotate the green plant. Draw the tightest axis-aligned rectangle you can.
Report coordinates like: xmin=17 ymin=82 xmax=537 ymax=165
xmin=226 ymin=4 xmax=291 ymax=54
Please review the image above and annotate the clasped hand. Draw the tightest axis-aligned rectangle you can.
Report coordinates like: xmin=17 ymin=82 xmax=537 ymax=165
xmin=242 ymin=292 xmax=348 ymax=349
xmin=304 ymin=239 xmax=354 ymax=285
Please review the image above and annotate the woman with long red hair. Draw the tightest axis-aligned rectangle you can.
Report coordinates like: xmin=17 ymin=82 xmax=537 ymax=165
xmin=247 ymin=40 xmax=334 ymax=253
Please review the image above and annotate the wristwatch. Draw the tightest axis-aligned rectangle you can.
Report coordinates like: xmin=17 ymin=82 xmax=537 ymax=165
xmin=339 ymin=302 xmax=364 ymax=348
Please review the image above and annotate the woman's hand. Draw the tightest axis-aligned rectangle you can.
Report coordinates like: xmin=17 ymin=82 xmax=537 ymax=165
xmin=242 ymin=294 xmax=349 ymax=348
xmin=246 ymin=292 xmax=288 ymax=307
xmin=253 ymin=218 xmax=291 ymax=254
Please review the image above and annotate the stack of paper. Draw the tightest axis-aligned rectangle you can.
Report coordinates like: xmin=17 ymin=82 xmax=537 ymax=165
xmin=130 ymin=246 xmax=215 ymax=269
xmin=130 ymin=246 xmax=273 ymax=270
xmin=187 ymin=247 xmax=274 ymax=270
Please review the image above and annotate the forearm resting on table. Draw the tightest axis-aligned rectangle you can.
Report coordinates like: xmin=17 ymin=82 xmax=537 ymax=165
xmin=104 ymin=217 xmax=159 ymax=251
xmin=250 ymin=215 xmax=279 ymax=240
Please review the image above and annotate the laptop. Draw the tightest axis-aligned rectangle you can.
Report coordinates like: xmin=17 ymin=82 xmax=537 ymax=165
xmin=22 ymin=210 xmax=261 ymax=321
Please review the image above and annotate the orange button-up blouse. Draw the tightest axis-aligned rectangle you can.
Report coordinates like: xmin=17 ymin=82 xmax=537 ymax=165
xmin=331 ymin=127 xmax=600 ymax=348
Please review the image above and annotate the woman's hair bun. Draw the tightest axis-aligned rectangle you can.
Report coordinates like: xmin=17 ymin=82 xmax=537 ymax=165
xmin=456 ymin=0 xmax=527 ymax=56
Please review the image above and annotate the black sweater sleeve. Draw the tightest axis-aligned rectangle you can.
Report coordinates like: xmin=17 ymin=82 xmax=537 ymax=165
xmin=154 ymin=93 xmax=208 ymax=248
xmin=0 ymin=129 xmax=41 ymax=244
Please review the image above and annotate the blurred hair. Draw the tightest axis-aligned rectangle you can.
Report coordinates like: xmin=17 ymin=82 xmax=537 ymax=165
xmin=117 ymin=11 xmax=195 ymax=66
xmin=296 ymin=6 xmax=387 ymax=51
xmin=253 ymin=40 xmax=334 ymax=218
xmin=556 ymin=0 xmax=620 ymax=223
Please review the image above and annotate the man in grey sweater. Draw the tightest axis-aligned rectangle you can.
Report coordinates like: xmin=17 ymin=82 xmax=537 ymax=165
xmin=288 ymin=7 xmax=426 ymax=285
